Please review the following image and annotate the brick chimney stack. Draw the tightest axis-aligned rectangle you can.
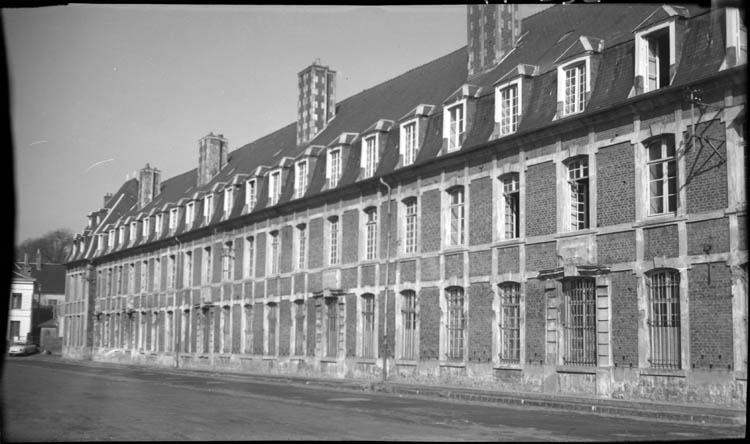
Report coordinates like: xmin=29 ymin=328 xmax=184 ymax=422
xmin=467 ymin=4 xmax=522 ymax=78
xmin=103 ymin=192 xmax=113 ymax=207
xmin=297 ymin=61 xmax=336 ymax=146
xmin=138 ymin=163 xmax=161 ymax=209
xmin=197 ymin=132 xmax=228 ymax=187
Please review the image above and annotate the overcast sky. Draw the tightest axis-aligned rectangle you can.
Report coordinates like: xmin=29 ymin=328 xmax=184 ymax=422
xmin=4 ymin=4 xmax=549 ymax=245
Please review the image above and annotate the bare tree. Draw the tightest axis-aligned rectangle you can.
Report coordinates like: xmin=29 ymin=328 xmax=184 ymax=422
xmin=16 ymin=228 xmax=74 ymax=264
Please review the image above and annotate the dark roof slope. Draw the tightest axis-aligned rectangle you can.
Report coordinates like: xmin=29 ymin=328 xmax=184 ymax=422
xmin=13 ymin=263 xmax=66 ymax=294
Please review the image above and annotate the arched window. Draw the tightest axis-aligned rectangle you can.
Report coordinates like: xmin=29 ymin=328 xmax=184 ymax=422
xmin=647 ymin=269 xmax=681 ymax=369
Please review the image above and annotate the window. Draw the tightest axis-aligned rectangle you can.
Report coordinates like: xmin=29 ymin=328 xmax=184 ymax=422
xmin=270 ymin=232 xmax=280 ymax=275
xmin=365 ymin=208 xmax=378 ymax=261
xmin=562 ymin=278 xmax=596 ymax=366
xmin=328 ymin=148 xmax=341 ymax=188
xmin=153 ymin=257 xmax=161 ymax=291
xmin=183 ymin=251 xmax=193 ymax=288
xmin=297 ymin=225 xmax=307 ymax=270
xmin=130 ymin=222 xmax=137 ymax=241
xmin=202 ymin=246 xmax=212 ymax=285
xmin=498 ymin=82 xmax=520 ymax=136
xmin=128 ymin=263 xmax=135 ymax=293
xmin=643 ymin=28 xmax=670 ymax=92
xmin=108 ymin=229 xmax=115 ymax=247
xmin=328 ymin=217 xmax=340 ymax=265
xmin=726 ymin=7 xmax=747 ymax=66
xmin=141 ymin=260 xmax=149 ymax=293
xmin=446 ymin=287 xmax=465 ymax=360
xmin=563 ymin=62 xmax=587 ymax=115
xmin=401 ymin=291 xmax=417 ymax=360
xmin=448 ymin=187 xmax=465 ymax=246
xmin=244 ymin=236 xmax=255 ymax=279
xmin=107 ymin=268 xmax=113 ymax=296
xmin=567 ymin=158 xmax=589 ymax=230
xmin=446 ymin=103 xmax=465 ymax=151
xmin=363 ymin=135 xmax=378 ymax=178
xmin=142 ymin=217 xmax=151 ymax=237
xmin=294 ymin=300 xmax=305 ymax=356
xmin=268 ymin=171 xmax=281 ymax=206
xmin=647 ymin=135 xmax=677 ymax=215
xmin=246 ymin=179 xmax=257 ymax=210
xmin=498 ymin=283 xmax=521 ymax=363
xmin=295 ymin=160 xmax=308 ymax=199
xmin=9 ymin=321 xmax=20 ymax=340
xmin=361 ymin=294 xmax=376 ymax=358
xmin=204 ymin=194 xmax=214 ymax=222
xmin=326 ymin=297 xmax=339 ymax=358
xmin=222 ymin=241 xmax=234 ymax=281
xmin=224 ymin=186 xmax=234 ymax=214
xmin=501 ymin=174 xmax=520 ymax=239
xmin=267 ymin=303 xmax=278 ymax=355
xmin=404 ymin=198 xmax=417 ymax=254
xmin=169 ymin=208 xmax=178 ymax=231
xmin=185 ymin=202 xmax=195 ymax=227
xmin=402 ymin=120 xmax=418 ymax=166
xmin=116 ymin=265 xmax=123 ymax=295
xmin=648 ymin=270 xmax=681 ymax=369
xmin=119 ymin=226 xmax=126 ymax=244
xmin=11 ymin=293 xmax=22 ymax=309
xmin=155 ymin=214 xmax=163 ymax=235
xmin=167 ymin=255 xmax=176 ymax=290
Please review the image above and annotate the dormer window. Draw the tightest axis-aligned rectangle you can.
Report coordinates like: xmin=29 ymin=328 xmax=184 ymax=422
xmin=362 ymin=135 xmax=378 ymax=178
xmin=294 ymin=160 xmax=308 ymax=199
xmin=130 ymin=221 xmax=137 ymax=240
xmin=559 ymin=58 xmax=588 ymax=116
xmin=99 ymin=233 xmax=105 ymax=250
xmin=401 ymin=120 xmax=418 ymax=166
xmin=185 ymin=201 xmax=195 ymax=226
xmin=634 ymin=20 xmax=678 ymax=94
xmin=118 ymin=226 xmax=125 ymax=245
xmin=224 ymin=186 xmax=234 ymax=214
xmin=108 ymin=229 xmax=115 ymax=247
xmin=204 ymin=194 xmax=214 ymax=222
xmin=327 ymin=148 xmax=342 ymax=188
xmin=444 ymin=102 xmax=466 ymax=152
xmin=724 ymin=7 xmax=746 ymax=68
xmin=268 ymin=170 xmax=281 ymax=206
xmin=169 ymin=208 xmax=179 ymax=231
xmin=142 ymin=217 xmax=151 ymax=237
xmin=155 ymin=213 xmax=163 ymax=235
xmin=496 ymin=79 xmax=520 ymax=136
xmin=245 ymin=179 xmax=257 ymax=211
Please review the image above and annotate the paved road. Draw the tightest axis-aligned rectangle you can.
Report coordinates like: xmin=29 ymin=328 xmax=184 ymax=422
xmin=1 ymin=356 xmax=745 ymax=441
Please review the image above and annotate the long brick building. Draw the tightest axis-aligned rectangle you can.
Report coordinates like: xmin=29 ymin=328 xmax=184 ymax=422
xmin=63 ymin=4 xmax=747 ymax=407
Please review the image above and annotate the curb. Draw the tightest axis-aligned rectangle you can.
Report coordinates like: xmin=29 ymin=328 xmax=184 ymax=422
xmin=26 ymin=355 xmax=746 ymax=427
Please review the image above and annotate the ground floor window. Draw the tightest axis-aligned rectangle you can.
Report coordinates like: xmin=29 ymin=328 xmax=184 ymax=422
xmin=648 ymin=269 xmax=681 ymax=369
xmin=294 ymin=300 xmax=305 ymax=356
xmin=400 ymin=291 xmax=417 ymax=360
xmin=562 ymin=278 xmax=596 ymax=366
xmin=326 ymin=298 xmax=339 ymax=358
xmin=446 ymin=287 xmax=465 ymax=361
xmin=267 ymin=303 xmax=277 ymax=355
xmin=361 ymin=294 xmax=376 ymax=358
xmin=498 ymin=282 xmax=521 ymax=363
xmin=9 ymin=320 xmax=20 ymax=340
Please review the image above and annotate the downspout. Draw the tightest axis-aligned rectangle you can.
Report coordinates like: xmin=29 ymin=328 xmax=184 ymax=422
xmin=379 ymin=177 xmax=392 ymax=382
xmin=174 ymin=236 xmax=182 ymax=368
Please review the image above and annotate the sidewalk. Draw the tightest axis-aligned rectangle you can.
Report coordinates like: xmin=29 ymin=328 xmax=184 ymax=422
xmin=31 ymin=354 xmax=746 ymax=427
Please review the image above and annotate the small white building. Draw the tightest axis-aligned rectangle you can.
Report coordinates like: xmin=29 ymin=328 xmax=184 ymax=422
xmin=8 ymin=270 xmax=34 ymax=342
xmin=9 ymin=254 xmax=66 ymax=344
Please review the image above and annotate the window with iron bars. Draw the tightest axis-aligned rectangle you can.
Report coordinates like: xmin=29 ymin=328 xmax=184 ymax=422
xmin=294 ymin=300 xmax=305 ymax=356
xmin=446 ymin=287 xmax=465 ymax=360
xmin=326 ymin=297 xmax=339 ymax=358
xmin=361 ymin=294 xmax=376 ymax=358
xmin=647 ymin=270 xmax=681 ymax=369
xmin=562 ymin=278 xmax=596 ymax=366
xmin=567 ymin=157 xmax=589 ymax=230
xmin=267 ymin=302 xmax=277 ymax=355
xmin=401 ymin=291 xmax=417 ymax=360
xmin=498 ymin=282 xmax=521 ymax=363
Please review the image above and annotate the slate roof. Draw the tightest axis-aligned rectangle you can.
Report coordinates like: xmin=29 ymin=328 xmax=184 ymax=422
xmin=13 ymin=263 xmax=66 ymax=294
xmin=70 ymin=3 xmax=735 ymax=264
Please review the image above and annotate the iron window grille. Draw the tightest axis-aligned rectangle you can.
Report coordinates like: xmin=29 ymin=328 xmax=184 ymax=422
xmin=401 ymin=291 xmax=417 ymax=360
xmin=362 ymin=294 xmax=376 ymax=358
xmin=647 ymin=270 xmax=681 ymax=369
xmin=446 ymin=287 xmax=465 ymax=360
xmin=562 ymin=278 xmax=596 ymax=366
xmin=498 ymin=282 xmax=521 ymax=363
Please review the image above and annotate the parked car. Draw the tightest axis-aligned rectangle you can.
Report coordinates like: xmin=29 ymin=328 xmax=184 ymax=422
xmin=8 ymin=342 xmax=38 ymax=356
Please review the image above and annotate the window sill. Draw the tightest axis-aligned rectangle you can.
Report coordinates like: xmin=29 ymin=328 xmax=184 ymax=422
xmin=494 ymin=238 xmax=524 ymax=247
xmin=262 ymin=356 xmax=277 ymax=361
xmin=440 ymin=360 xmax=466 ymax=368
xmin=639 ymin=368 xmax=686 ymax=378
xmin=395 ymin=359 xmax=419 ymax=366
xmin=556 ymin=365 xmax=597 ymax=374
xmin=633 ymin=214 xmax=687 ymax=228
xmin=493 ymin=363 xmax=522 ymax=371
xmin=320 ymin=358 xmax=340 ymax=363
xmin=442 ymin=246 xmax=467 ymax=254
xmin=290 ymin=356 xmax=306 ymax=361
xmin=356 ymin=358 xmax=378 ymax=364
xmin=734 ymin=370 xmax=747 ymax=381
xmin=554 ymin=228 xmax=597 ymax=240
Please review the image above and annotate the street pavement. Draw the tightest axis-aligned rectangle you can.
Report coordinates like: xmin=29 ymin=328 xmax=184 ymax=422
xmin=1 ymin=355 xmax=746 ymax=441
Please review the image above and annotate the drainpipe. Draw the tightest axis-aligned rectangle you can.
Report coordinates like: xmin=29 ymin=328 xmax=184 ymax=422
xmin=379 ymin=177 xmax=392 ymax=382
xmin=174 ymin=236 xmax=182 ymax=368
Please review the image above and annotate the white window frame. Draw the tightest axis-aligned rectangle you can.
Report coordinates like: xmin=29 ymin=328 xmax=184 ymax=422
xmin=185 ymin=201 xmax=195 ymax=227
xmin=566 ymin=157 xmax=590 ymax=231
xmin=403 ymin=197 xmax=418 ymax=254
xmin=118 ymin=226 xmax=125 ymax=244
xmin=155 ymin=213 xmax=163 ymax=235
xmin=443 ymin=100 xmax=466 ymax=152
xmin=204 ymin=194 xmax=214 ymax=222
xmin=202 ymin=246 xmax=212 ymax=285
xmin=328 ymin=216 xmax=340 ymax=266
xmin=364 ymin=207 xmax=378 ymax=261
xmin=495 ymin=78 xmax=521 ymax=136
xmin=296 ymin=225 xmax=307 ymax=270
xmin=269 ymin=231 xmax=280 ymax=275
xmin=634 ymin=21 xmax=676 ymax=93
xmin=268 ymin=170 xmax=281 ymax=206
xmin=726 ymin=7 xmax=747 ymax=66
xmin=294 ymin=159 xmax=308 ymax=199
xmin=130 ymin=222 xmax=137 ymax=241
xmin=557 ymin=56 xmax=590 ymax=117
xmin=108 ymin=229 xmax=115 ymax=247
xmin=646 ymin=135 xmax=678 ymax=216
xmin=446 ymin=187 xmax=465 ymax=246
xmin=327 ymin=148 xmax=342 ymax=188
xmin=142 ymin=217 xmax=151 ymax=237
xmin=400 ymin=119 xmax=419 ymax=166
xmin=245 ymin=179 xmax=257 ymax=210
xmin=500 ymin=173 xmax=520 ymax=240
xmin=244 ymin=236 xmax=255 ymax=279
xmin=361 ymin=134 xmax=378 ymax=178
xmin=169 ymin=208 xmax=179 ymax=231
xmin=224 ymin=186 xmax=234 ymax=215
